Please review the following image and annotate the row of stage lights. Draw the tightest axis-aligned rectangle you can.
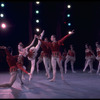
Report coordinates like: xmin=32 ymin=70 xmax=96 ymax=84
xmin=65 ymin=4 xmax=71 ymax=27
xmin=0 ymin=2 xmax=6 ymax=29
xmin=34 ymin=2 xmax=72 ymax=33
xmin=35 ymin=1 xmax=40 ymax=33
xmin=64 ymin=3 xmax=72 ymax=34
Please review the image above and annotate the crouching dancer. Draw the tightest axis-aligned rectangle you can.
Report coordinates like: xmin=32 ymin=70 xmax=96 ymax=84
xmin=0 ymin=46 xmax=31 ymax=88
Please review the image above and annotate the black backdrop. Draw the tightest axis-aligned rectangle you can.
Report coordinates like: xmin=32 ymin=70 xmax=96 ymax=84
xmin=0 ymin=0 xmax=99 ymax=71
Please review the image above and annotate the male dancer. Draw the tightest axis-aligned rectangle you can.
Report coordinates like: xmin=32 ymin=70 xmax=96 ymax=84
xmin=0 ymin=46 xmax=31 ymax=88
xmin=38 ymin=37 xmax=51 ymax=79
xmin=36 ymin=30 xmax=74 ymax=82
xmin=64 ymin=45 xmax=76 ymax=73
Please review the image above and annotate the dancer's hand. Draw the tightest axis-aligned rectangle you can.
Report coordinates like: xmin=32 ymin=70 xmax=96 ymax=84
xmin=28 ymin=73 xmax=32 ymax=76
xmin=68 ymin=29 xmax=75 ymax=35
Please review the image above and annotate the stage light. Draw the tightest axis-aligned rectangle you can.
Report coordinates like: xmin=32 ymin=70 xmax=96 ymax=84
xmin=67 ymin=14 xmax=70 ymax=17
xmin=68 ymin=31 xmax=72 ymax=34
xmin=36 ymin=10 xmax=39 ymax=14
xmin=36 ymin=28 xmax=40 ymax=32
xmin=1 ymin=3 xmax=4 ymax=7
xmin=67 ymin=5 xmax=71 ymax=8
xmin=36 ymin=19 xmax=39 ymax=23
xmin=1 ymin=23 xmax=6 ymax=29
xmin=36 ymin=1 xmax=40 ymax=4
xmin=68 ymin=23 xmax=71 ymax=26
xmin=0 ymin=13 xmax=4 ymax=17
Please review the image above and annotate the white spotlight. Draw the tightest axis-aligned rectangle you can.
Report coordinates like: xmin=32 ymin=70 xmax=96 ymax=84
xmin=1 ymin=3 xmax=4 ymax=7
xmin=68 ymin=31 xmax=72 ymax=34
xmin=0 ymin=14 xmax=4 ymax=17
xmin=1 ymin=23 xmax=6 ymax=29
xmin=36 ymin=20 xmax=39 ymax=23
xmin=67 ymin=5 xmax=71 ymax=8
xmin=36 ymin=10 xmax=39 ymax=14
xmin=36 ymin=28 xmax=40 ymax=32
xmin=36 ymin=1 xmax=40 ymax=4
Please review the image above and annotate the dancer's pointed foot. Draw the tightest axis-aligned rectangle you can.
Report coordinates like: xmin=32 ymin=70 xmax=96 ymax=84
xmin=49 ymin=78 xmax=55 ymax=82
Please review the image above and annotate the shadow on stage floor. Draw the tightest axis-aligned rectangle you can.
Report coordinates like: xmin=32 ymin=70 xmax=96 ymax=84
xmin=0 ymin=70 xmax=100 ymax=99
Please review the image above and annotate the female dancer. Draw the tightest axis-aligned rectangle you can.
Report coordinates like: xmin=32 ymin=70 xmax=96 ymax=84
xmin=83 ymin=44 xmax=95 ymax=73
xmin=95 ymin=42 xmax=100 ymax=74
xmin=64 ymin=45 xmax=76 ymax=73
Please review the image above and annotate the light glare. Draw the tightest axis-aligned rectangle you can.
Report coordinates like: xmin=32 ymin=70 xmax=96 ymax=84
xmin=67 ymin=5 xmax=71 ymax=8
xmin=36 ymin=1 xmax=40 ymax=4
xmin=1 ymin=23 xmax=6 ymax=29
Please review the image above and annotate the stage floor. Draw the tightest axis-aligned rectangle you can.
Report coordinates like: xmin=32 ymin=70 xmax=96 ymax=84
xmin=0 ymin=70 xmax=100 ymax=99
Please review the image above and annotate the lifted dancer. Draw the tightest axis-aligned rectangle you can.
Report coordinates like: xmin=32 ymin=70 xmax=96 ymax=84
xmin=17 ymin=35 xmax=36 ymax=82
xmin=27 ymin=30 xmax=44 ymax=81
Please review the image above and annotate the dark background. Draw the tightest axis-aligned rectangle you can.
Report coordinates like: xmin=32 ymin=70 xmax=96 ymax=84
xmin=0 ymin=0 xmax=100 ymax=71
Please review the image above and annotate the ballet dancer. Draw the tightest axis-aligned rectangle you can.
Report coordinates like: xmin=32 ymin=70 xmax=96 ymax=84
xmin=64 ymin=44 xmax=76 ymax=73
xmin=37 ymin=30 xmax=74 ymax=82
xmin=83 ymin=44 xmax=95 ymax=73
xmin=0 ymin=46 xmax=31 ymax=88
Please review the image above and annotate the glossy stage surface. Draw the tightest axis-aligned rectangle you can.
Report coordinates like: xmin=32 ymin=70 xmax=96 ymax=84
xmin=0 ymin=70 xmax=100 ymax=99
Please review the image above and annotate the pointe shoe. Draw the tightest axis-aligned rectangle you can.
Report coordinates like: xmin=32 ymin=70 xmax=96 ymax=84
xmin=47 ymin=75 xmax=50 ymax=79
xmin=96 ymin=72 xmax=99 ymax=74
xmin=72 ymin=71 xmax=76 ymax=73
xmin=29 ymin=75 xmax=32 ymax=81
xmin=83 ymin=69 xmax=85 ymax=72
xmin=65 ymin=70 xmax=67 ymax=74
xmin=22 ymin=76 xmax=25 ymax=80
xmin=49 ymin=78 xmax=55 ymax=82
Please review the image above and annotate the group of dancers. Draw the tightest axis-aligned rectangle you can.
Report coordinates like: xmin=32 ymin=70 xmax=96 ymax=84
xmin=0 ymin=29 xmax=100 ymax=88
xmin=0 ymin=30 xmax=74 ymax=88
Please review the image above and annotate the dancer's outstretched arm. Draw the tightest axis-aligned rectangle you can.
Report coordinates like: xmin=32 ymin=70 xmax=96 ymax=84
xmin=34 ymin=30 xmax=45 ymax=51
xmin=58 ymin=30 xmax=74 ymax=45
xmin=25 ymin=35 xmax=36 ymax=50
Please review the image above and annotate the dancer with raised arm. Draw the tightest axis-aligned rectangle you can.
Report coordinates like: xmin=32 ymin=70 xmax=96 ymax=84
xmin=27 ymin=30 xmax=44 ymax=81
xmin=17 ymin=35 xmax=36 ymax=83
xmin=36 ymin=30 xmax=74 ymax=82
xmin=0 ymin=46 xmax=31 ymax=88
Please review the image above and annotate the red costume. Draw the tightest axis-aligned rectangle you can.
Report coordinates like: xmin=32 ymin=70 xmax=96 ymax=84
xmin=68 ymin=50 xmax=75 ymax=57
xmin=5 ymin=49 xmax=28 ymax=74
